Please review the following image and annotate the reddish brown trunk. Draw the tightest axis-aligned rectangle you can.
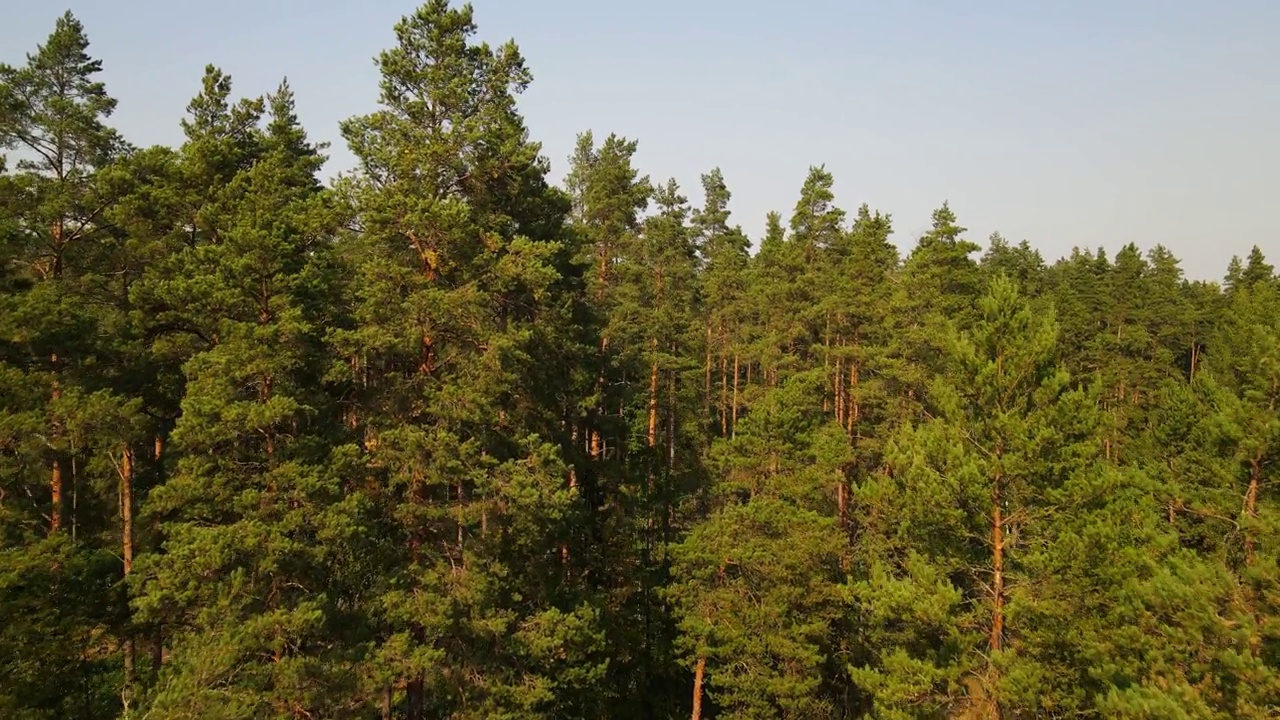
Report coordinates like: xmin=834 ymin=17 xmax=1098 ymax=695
xmin=121 ymin=449 xmax=135 ymax=575
xmin=691 ymin=655 xmax=706 ymax=720
xmin=50 ymin=459 xmax=63 ymax=535
xmin=50 ymin=353 xmax=62 ymax=534
xmin=720 ymin=353 xmax=729 ymax=436
xmin=731 ymin=354 xmax=740 ymax=438
xmin=649 ymin=350 xmax=659 ymax=449
xmin=835 ymin=356 xmax=844 ymax=425
xmin=52 ymin=220 xmax=65 ymax=279
xmin=419 ymin=334 xmax=436 ymax=375
xmin=456 ymin=479 xmax=465 ymax=562
xmin=381 ymin=684 xmax=393 ymax=720
xmin=990 ymin=484 xmax=1005 ymax=653
xmin=704 ymin=324 xmax=713 ymax=418
xmin=847 ymin=362 xmax=860 ymax=435
xmin=667 ymin=371 xmax=677 ymax=471
xmin=823 ymin=336 xmax=831 ymax=414
xmin=121 ymin=447 xmax=135 ymax=691
xmin=154 ymin=434 xmax=164 ymax=461
xmin=1245 ymin=458 xmax=1261 ymax=566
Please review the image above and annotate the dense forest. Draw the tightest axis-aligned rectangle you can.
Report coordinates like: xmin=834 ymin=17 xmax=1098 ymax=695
xmin=1 ymin=4 xmax=1277 ymax=719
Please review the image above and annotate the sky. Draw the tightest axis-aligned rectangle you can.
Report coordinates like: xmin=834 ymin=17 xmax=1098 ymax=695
xmin=5 ymin=0 xmax=1279 ymax=280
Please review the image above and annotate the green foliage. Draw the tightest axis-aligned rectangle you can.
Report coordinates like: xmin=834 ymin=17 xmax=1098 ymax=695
xmin=1 ymin=6 xmax=1276 ymax=720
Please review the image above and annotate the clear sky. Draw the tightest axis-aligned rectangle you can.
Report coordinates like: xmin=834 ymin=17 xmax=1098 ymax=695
xmin=5 ymin=0 xmax=1279 ymax=280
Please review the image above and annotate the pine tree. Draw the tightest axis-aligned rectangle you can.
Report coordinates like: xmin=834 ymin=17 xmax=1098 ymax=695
xmin=850 ymin=276 xmax=1104 ymax=716
xmin=332 ymin=3 xmax=607 ymax=716
xmin=0 ymin=14 xmax=138 ymax=718
xmin=129 ymin=80 xmax=372 ymax=719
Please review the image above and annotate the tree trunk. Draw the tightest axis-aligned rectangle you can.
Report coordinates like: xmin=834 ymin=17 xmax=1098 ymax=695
xmin=990 ymin=489 xmax=1005 ymax=653
xmin=152 ymin=626 xmax=163 ymax=676
xmin=50 ymin=458 xmax=63 ymax=534
xmin=121 ymin=447 xmax=136 ymax=694
xmin=835 ymin=356 xmax=844 ymax=426
xmin=847 ymin=362 xmax=860 ymax=436
xmin=691 ymin=655 xmax=706 ymax=720
xmin=837 ymin=479 xmax=847 ymax=529
xmin=667 ymin=371 xmax=677 ymax=471
xmin=381 ymin=684 xmax=393 ymax=720
xmin=121 ymin=448 xmax=135 ymax=574
xmin=719 ymin=353 xmax=728 ymax=436
xmin=823 ymin=326 xmax=831 ymax=414
xmin=731 ymin=354 xmax=740 ymax=439
xmin=1245 ymin=458 xmax=1261 ymax=566
xmin=50 ymin=353 xmax=62 ymax=534
xmin=648 ymin=346 xmax=659 ymax=450
xmin=407 ymin=674 xmax=423 ymax=720
xmin=704 ymin=323 xmax=713 ymax=418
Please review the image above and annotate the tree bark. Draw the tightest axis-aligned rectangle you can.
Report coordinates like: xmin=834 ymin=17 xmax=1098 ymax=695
xmin=50 ymin=353 xmax=62 ymax=534
xmin=731 ymin=353 xmax=740 ymax=439
xmin=691 ymin=655 xmax=706 ymax=720
xmin=719 ymin=353 xmax=728 ymax=436
xmin=835 ymin=356 xmax=844 ymax=426
xmin=648 ymin=346 xmax=659 ymax=450
xmin=704 ymin=323 xmax=713 ymax=418
xmin=121 ymin=448 xmax=135 ymax=574
xmin=847 ymin=362 xmax=860 ymax=436
xmin=407 ymin=674 xmax=423 ymax=720
xmin=1245 ymin=457 xmax=1261 ymax=566
xmin=837 ymin=479 xmax=847 ymax=530
xmin=120 ymin=447 xmax=136 ymax=693
xmin=667 ymin=370 xmax=677 ymax=471
xmin=990 ymin=485 xmax=1005 ymax=653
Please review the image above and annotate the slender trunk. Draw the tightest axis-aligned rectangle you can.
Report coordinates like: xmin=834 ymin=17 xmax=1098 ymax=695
xmin=704 ymin=324 xmax=713 ymax=418
xmin=121 ymin=449 xmax=135 ymax=574
xmin=691 ymin=655 xmax=706 ymax=720
xmin=835 ymin=356 xmax=844 ymax=426
xmin=50 ymin=458 xmax=63 ymax=534
xmin=847 ymin=362 xmax=860 ymax=436
xmin=457 ymin=479 xmax=465 ymax=564
xmin=50 ymin=353 xmax=62 ymax=534
xmin=667 ymin=371 xmax=677 ymax=471
xmin=823 ymin=325 xmax=831 ymax=414
xmin=719 ymin=353 xmax=728 ymax=436
xmin=121 ymin=447 xmax=135 ymax=692
xmin=1245 ymin=458 xmax=1261 ymax=566
xmin=731 ymin=354 xmax=740 ymax=439
xmin=381 ymin=684 xmax=393 ymax=720
xmin=154 ymin=434 xmax=164 ymax=461
xmin=152 ymin=624 xmax=163 ymax=675
xmin=262 ymin=374 xmax=275 ymax=480
xmin=648 ymin=345 xmax=659 ymax=449
xmin=990 ymin=487 xmax=1005 ymax=653
xmin=837 ymin=478 xmax=847 ymax=529
xmin=407 ymin=674 xmax=423 ymax=720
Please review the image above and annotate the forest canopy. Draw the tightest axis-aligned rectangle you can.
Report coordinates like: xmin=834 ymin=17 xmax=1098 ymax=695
xmin=1 ymin=4 xmax=1277 ymax=719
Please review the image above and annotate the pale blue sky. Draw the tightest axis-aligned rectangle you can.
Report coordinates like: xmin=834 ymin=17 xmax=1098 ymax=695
xmin=5 ymin=0 xmax=1279 ymax=279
